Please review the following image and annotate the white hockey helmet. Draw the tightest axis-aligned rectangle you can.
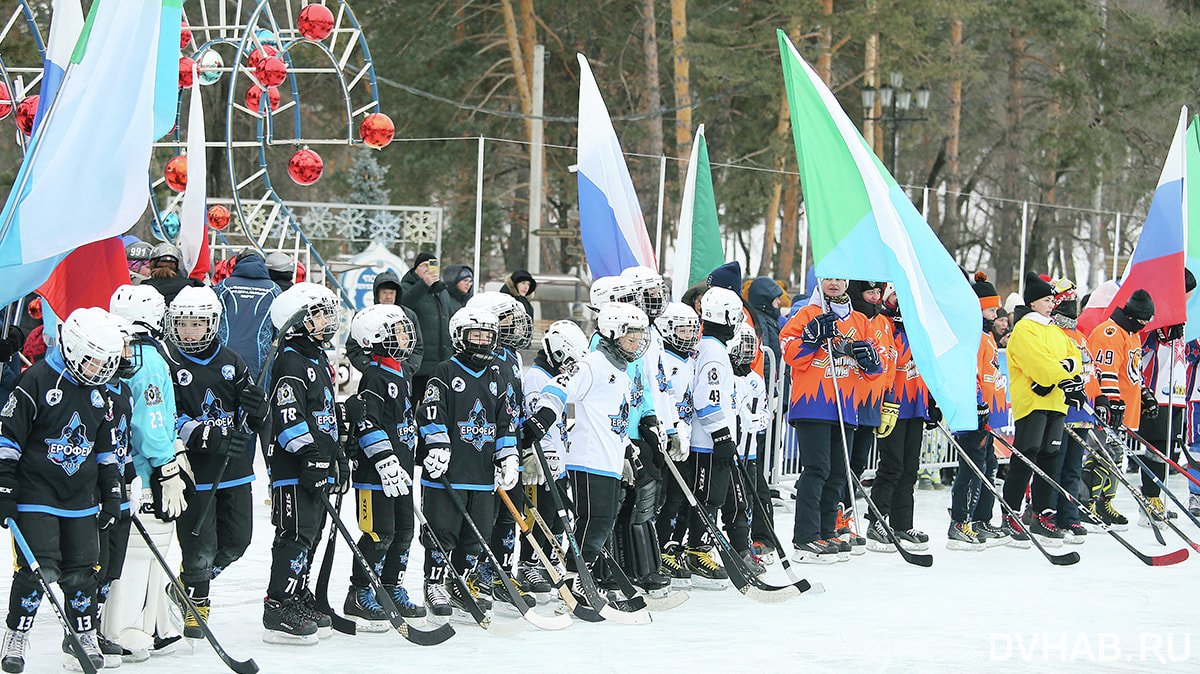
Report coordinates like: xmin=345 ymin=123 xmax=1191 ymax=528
xmin=595 ymin=302 xmax=650 ymax=363
xmin=60 ymin=307 xmax=125 ymax=385
xmin=467 ymin=292 xmax=532 ymax=350
xmin=541 ymin=320 xmax=589 ymax=372
xmin=621 ymin=265 xmax=667 ymax=319
xmin=167 ymin=286 xmax=223 ymax=354
xmin=270 ymin=282 xmax=341 ymax=342
xmin=449 ymin=306 xmax=500 ymax=364
xmin=350 ymin=304 xmax=415 ymax=360
xmin=699 ymin=287 xmax=744 ymax=327
xmin=110 ymin=284 xmax=166 ymax=335
xmin=727 ymin=322 xmax=759 ymax=367
xmin=588 ymin=276 xmax=639 ymax=310
xmin=656 ymin=302 xmax=701 ymax=353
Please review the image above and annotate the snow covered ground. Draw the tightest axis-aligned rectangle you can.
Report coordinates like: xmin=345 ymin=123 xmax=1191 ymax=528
xmin=4 ymin=467 xmax=1200 ymax=673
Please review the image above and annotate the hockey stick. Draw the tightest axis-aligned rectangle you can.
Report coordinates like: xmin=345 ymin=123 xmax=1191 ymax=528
xmin=1121 ymin=424 xmax=1200 ymax=491
xmin=598 ymin=537 xmax=690 ymax=611
xmin=128 ymin=517 xmax=258 ymax=673
xmin=929 ymin=428 xmax=1077 ymax=566
xmin=733 ymin=456 xmax=812 ymax=585
xmin=412 ymin=496 xmax=526 ymax=637
xmin=496 ymin=488 xmax=604 ymax=623
xmin=1126 ymin=449 xmax=1200 ymax=535
xmin=529 ymin=441 xmax=652 ymax=623
xmin=436 ymin=477 xmax=573 ymax=631
xmin=7 ymin=518 xmax=97 ymax=674
xmin=657 ymin=448 xmax=818 ymax=601
xmin=316 ymin=496 xmax=455 ymax=645
xmin=313 ymin=491 xmax=356 ymax=635
xmin=191 ymin=310 xmax=306 ymax=537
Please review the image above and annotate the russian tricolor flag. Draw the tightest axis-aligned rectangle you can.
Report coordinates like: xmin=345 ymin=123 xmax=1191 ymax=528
xmin=576 ymin=53 xmax=657 ymax=278
xmin=31 ymin=0 xmax=84 ymax=135
xmin=1079 ymin=107 xmax=1187 ymax=335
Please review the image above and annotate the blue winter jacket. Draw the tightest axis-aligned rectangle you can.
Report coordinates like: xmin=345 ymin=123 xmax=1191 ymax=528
xmin=215 ymin=255 xmax=280 ymax=378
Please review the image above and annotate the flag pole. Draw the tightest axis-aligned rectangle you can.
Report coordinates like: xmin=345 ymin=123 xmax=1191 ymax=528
xmin=1112 ymin=213 xmax=1121 ymax=281
xmin=473 ymin=135 xmax=484 ymax=278
xmin=655 ymin=154 xmax=666 ymax=273
xmin=1018 ymin=201 xmax=1028 ymax=295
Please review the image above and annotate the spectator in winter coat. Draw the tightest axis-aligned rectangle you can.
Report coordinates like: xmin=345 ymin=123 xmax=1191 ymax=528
xmin=214 ymin=251 xmax=282 ymax=379
xmin=264 ymin=252 xmax=298 ymax=291
xmin=444 ymin=264 xmax=474 ymax=312
xmin=345 ymin=270 xmax=424 ymax=381
xmin=500 ymin=268 xmax=536 ymax=317
xmin=748 ymin=276 xmax=784 ymax=382
xmin=399 ymin=252 xmax=455 ymax=402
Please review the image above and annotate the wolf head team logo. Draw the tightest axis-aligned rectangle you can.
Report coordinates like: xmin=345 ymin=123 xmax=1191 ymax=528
xmin=46 ymin=412 xmax=94 ymax=476
xmin=388 ymin=381 xmax=399 ymax=399
xmin=113 ymin=416 xmax=130 ymax=462
xmin=504 ymin=383 xmax=519 ymax=420
xmin=458 ymin=399 xmax=497 ymax=451
xmin=289 ymin=551 xmax=308 ymax=575
xmin=609 ymin=399 xmax=630 ymax=437
xmin=177 ymin=369 xmax=192 ymax=386
xmin=221 ymin=364 xmax=236 ymax=380
xmin=0 ymin=394 xmax=14 ymax=418
xmin=631 ymin=371 xmax=644 ymax=409
xmin=656 ymin=360 xmax=669 ymax=393
xmin=19 ymin=591 xmax=38 ymax=612
xmin=202 ymin=389 xmax=235 ymax=428
xmin=313 ymin=388 xmax=338 ymax=438
xmin=451 ymin=377 xmax=466 ymax=393
xmin=69 ymin=591 xmax=91 ymax=614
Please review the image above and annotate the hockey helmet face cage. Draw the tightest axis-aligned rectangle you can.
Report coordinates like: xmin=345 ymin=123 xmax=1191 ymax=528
xmin=589 ymin=276 xmax=640 ymax=310
xmin=351 ymin=305 xmax=415 ymax=360
xmin=60 ymin=308 xmax=124 ymax=386
xmin=270 ymin=282 xmax=341 ymax=343
xmin=596 ymin=302 xmax=650 ymax=363
xmin=657 ymin=302 xmax=701 ymax=353
xmin=113 ymin=320 xmax=142 ymax=380
xmin=450 ymin=307 xmax=499 ymax=365
xmin=542 ymin=320 xmax=589 ymax=373
xmin=621 ymin=266 xmax=666 ymax=319
xmin=110 ymin=284 xmax=166 ymax=335
xmin=467 ymin=293 xmax=532 ymax=350
xmin=728 ymin=323 xmax=759 ymax=368
xmin=699 ymin=287 xmax=744 ymax=327
xmin=167 ymin=286 xmax=223 ymax=354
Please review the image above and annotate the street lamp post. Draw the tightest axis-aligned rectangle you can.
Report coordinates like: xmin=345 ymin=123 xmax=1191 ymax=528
xmin=861 ymin=72 xmax=931 ymax=178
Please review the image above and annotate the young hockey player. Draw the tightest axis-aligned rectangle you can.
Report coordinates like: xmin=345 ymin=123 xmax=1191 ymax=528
xmin=163 ymin=286 xmax=266 ymax=639
xmin=104 ymin=285 xmax=191 ymax=661
xmin=518 ymin=320 xmax=590 ymax=598
xmin=417 ymin=306 xmax=518 ymax=618
xmin=524 ymin=303 xmax=649 ymax=605
xmin=1049 ymin=279 xmax=1099 ymax=543
xmin=342 ymin=305 xmax=420 ymax=629
xmin=1002 ymin=272 xmax=1084 ymax=548
xmin=0 ymin=308 xmax=126 ymax=672
xmin=263 ymin=282 xmax=342 ymax=644
xmin=653 ymin=303 xmax=700 ymax=584
xmin=726 ymin=322 xmax=768 ymax=574
xmin=1086 ymin=289 xmax=1155 ymax=529
xmin=947 ymin=273 xmax=1009 ymax=550
xmin=779 ymin=278 xmax=883 ymax=564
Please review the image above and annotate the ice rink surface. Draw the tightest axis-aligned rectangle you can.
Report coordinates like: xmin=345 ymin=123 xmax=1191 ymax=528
xmin=3 ymin=468 xmax=1199 ymax=673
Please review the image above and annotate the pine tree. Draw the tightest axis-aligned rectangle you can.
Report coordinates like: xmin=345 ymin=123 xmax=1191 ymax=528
xmin=339 ymin=148 xmax=392 ymax=245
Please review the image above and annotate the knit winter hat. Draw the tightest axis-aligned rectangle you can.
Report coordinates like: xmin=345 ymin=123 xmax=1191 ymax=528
xmin=1122 ymin=289 xmax=1155 ymax=321
xmin=1022 ymin=272 xmax=1054 ymax=306
xmin=706 ymin=261 xmax=742 ymax=293
xmin=413 ymin=251 xmax=437 ymax=269
xmin=972 ymin=272 xmax=1000 ymax=310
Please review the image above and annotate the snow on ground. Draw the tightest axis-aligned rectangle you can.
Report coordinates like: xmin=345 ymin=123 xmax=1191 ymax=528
xmin=4 ymin=468 xmax=1200 ymax=673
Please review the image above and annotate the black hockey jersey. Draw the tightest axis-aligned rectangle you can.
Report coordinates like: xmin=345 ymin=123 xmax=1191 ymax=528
xmin=417 ymin=356 xmax=517 ymax=491
xmin=103 ymin=380 xmax=135 ymax=510
xmin=268 ymin=336 xmax=339 ymax=487
xmin=494 ymin=348 xmax=525 ymax=429
xmin=351 ymin=359 xmax=416 ymax=490
xmin=0 ymin=349 xmax=121 ymax=516
xmin=164 ymin=342 xmax=256 ymax=491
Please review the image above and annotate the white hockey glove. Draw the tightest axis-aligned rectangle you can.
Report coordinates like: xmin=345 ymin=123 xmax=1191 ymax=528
xmin=152 ymin=457 xmax=192 ymax=522
xmin=375 ymin=454 xmax=411 ymax=498
xmin=423 ymin=446 xmax=450 ymax=480
xmin=521 ymin=449 xmax=544 ymax=486
xmin=668 ymin=433 xmax=689 ymax=462
xmin=496 ymin=455 xmax=519 ymax=491
xmin=621 ymin=459 xmax=636 ymax=485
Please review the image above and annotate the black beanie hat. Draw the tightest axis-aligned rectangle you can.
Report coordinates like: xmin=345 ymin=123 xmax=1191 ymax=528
xmin=1052 ymin=298 xmax=1078 ymax=320
xmin=1022 ymin=272 xmax=1054 ymax=306
xmin=1122 ymin=289 xmax=1155 ymax=322
xmin=412 ymin=251 xmax=437 ymax=270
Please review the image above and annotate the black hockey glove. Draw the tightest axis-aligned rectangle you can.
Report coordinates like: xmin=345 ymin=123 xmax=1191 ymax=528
xmin=0 ymin=326 xmax=22 ymax=362
xmin=711 ymin=427 xmax=736 ymax=468
xmin=851 ymin=340 xmax=881 ymax=373
xmin=977 ymin=403 xmax=990 ymax=431
xmin=1159 ymin=324 xmax=1185 ymax=341
xmin=1141 ymin=387 xmax=1159 ymax=420
xmin=188 ymin=423 xmax=230 ymax=455
xmin=638 ymin=415 xmax=663 ymax=456
xmin=1058 ymin=376 xmax=1086 ymax=410
xmin=924 ymin=398 xmax=943 ymax=430
xmin=98 ymin=464 xmax=123 ymax=531
xmin=520 ymin=407 xmax=558 ymax=449
xmin=1032 ymin=382 xmax=1055 ymax=397
xmin=331 ymin=450 xmax=351 ymax=495
xmin=336 ymin=402 xmax=351 ymax=448
xmin=240 ymin=383 xmax=270 ymax=431
xmin=0 ymin=461 xmax=17 ymax=527
xmin=801 ymin=312 xmax=838 ymax=349
xmin=298 ymin=448 xmax=332 ymax=493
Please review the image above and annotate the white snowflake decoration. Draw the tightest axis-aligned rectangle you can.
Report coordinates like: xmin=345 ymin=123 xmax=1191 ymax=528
xmin=334 ymin=208 xmax=367 ymax=238
xmin=406 ymin=211 xmax=436 ymax=244
xmin=368 ymin=211 xmax=402 ymax=245
xmin=303 ymin=206 xmax=334 ymax=238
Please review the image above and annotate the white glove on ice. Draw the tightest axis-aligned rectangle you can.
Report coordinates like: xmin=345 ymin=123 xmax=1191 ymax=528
xmin=423 ymin=446 xmax=450 ymax=480
xmin=496 ymin=455 xmax=519 ymax=491
xmin=375 ymin=454 xmax=411 ymax=498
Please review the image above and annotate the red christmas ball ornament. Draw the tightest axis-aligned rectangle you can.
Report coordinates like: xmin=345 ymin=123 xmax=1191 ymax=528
xmin=287 ymin=148 xmax=323 ymax=186
xmin=180 ymin=18 xmax=193 ymax=48
xmin=360 ymin=113 xmax=395 ymax=148
xmin=164 ymin=155 xmax=188 ymax=191
xmin=298 ymin=4 xmax=335 ymax=41
xmin=0 ymin=82 xmax=12 ymax=121
xmin=246 ymin=45 xmax=278 ymax=69
xmin=179 ymin=57 xmax=195 ymax=88
xmin=206 ymin=205 xmax=231 ymax=231
xmin=244 ymin=84 xmax=281 ymax=113
xmin=255 ymin=56 xmax=288 ymax=87
xmin=15 ymin=96 xmax=38 ymax=135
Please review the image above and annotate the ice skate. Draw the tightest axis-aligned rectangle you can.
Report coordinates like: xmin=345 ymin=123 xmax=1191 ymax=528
xmin=751 ymin=541 xmax=778 ymax=565
xmin=181 ymin=597 xmax=209 ymax=640
xmin=61 ymin=631 xmax=106 ymax=671
xmin=423 ymin=580 xmax=453 ymax=620
xmin=1139 ymin=496 xmax=1177 ymax=527
xmin=660 ymin=542 xmax=693 ymax=589
xmin=895 ymin=528 xmax=930 ymax=551
xmin=790 ymin=540 xmax=840 ymax=564
xmin=295 ymin=588 xmax=333 ymax=639
xmin=865 ymin=520 xmax=896 ymax=553
xmin=517 ymin=564 xmax=553 ymax=604
xmin=261 ymin=598 xmax=319 ymax=646
xmin=1002 ymin=514 xmax=1032 ymax=549
xmin=1061 ymin=522 xmax=1087 ymax=545
xmin=1029 ymin=510 xmax=1065 ymax=548
xmin=343 ymin=586 xmax=391 ymax=633
xmin=684 ymin=547 xmax=729 ymax=590
xmin=946 ymin=521 xmax=985 ymax=551
xmin=1090 ymin=498 xmax=1128 ymax=531
xmin=972 ymin=520 xmax=1010 ymax=548
xmin=1 ymin=628 xmax=27 ymax=673
xmin=386 ymin=584 xmax=427 ymax=619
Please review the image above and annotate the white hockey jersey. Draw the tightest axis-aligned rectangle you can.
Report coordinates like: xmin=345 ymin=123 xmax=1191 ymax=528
xmin=537 ymin=350 xmax=634 ymax=479
xmin=734 ymin=370 xmax=769 ymax=459
xmin=646 ymin=328 xmax=680 ymax=432
xmin=690 ymin=335 xmax=735 ymax=454
xmin=523 ymin=361 xmax=568 ymax=470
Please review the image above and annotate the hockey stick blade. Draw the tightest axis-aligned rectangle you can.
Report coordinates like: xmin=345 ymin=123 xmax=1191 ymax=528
xmin=314 ymin=493 xmax=356 ymax=635
xmin=848 ymin=469 xmax=933 ymax=567
xmin=316 ymin=497 xmax=455 ymax=645
xmin=731 ymin=458 xmax=822 ymax=595
xmin=129 ymin=518 xmax=258 ymax=673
